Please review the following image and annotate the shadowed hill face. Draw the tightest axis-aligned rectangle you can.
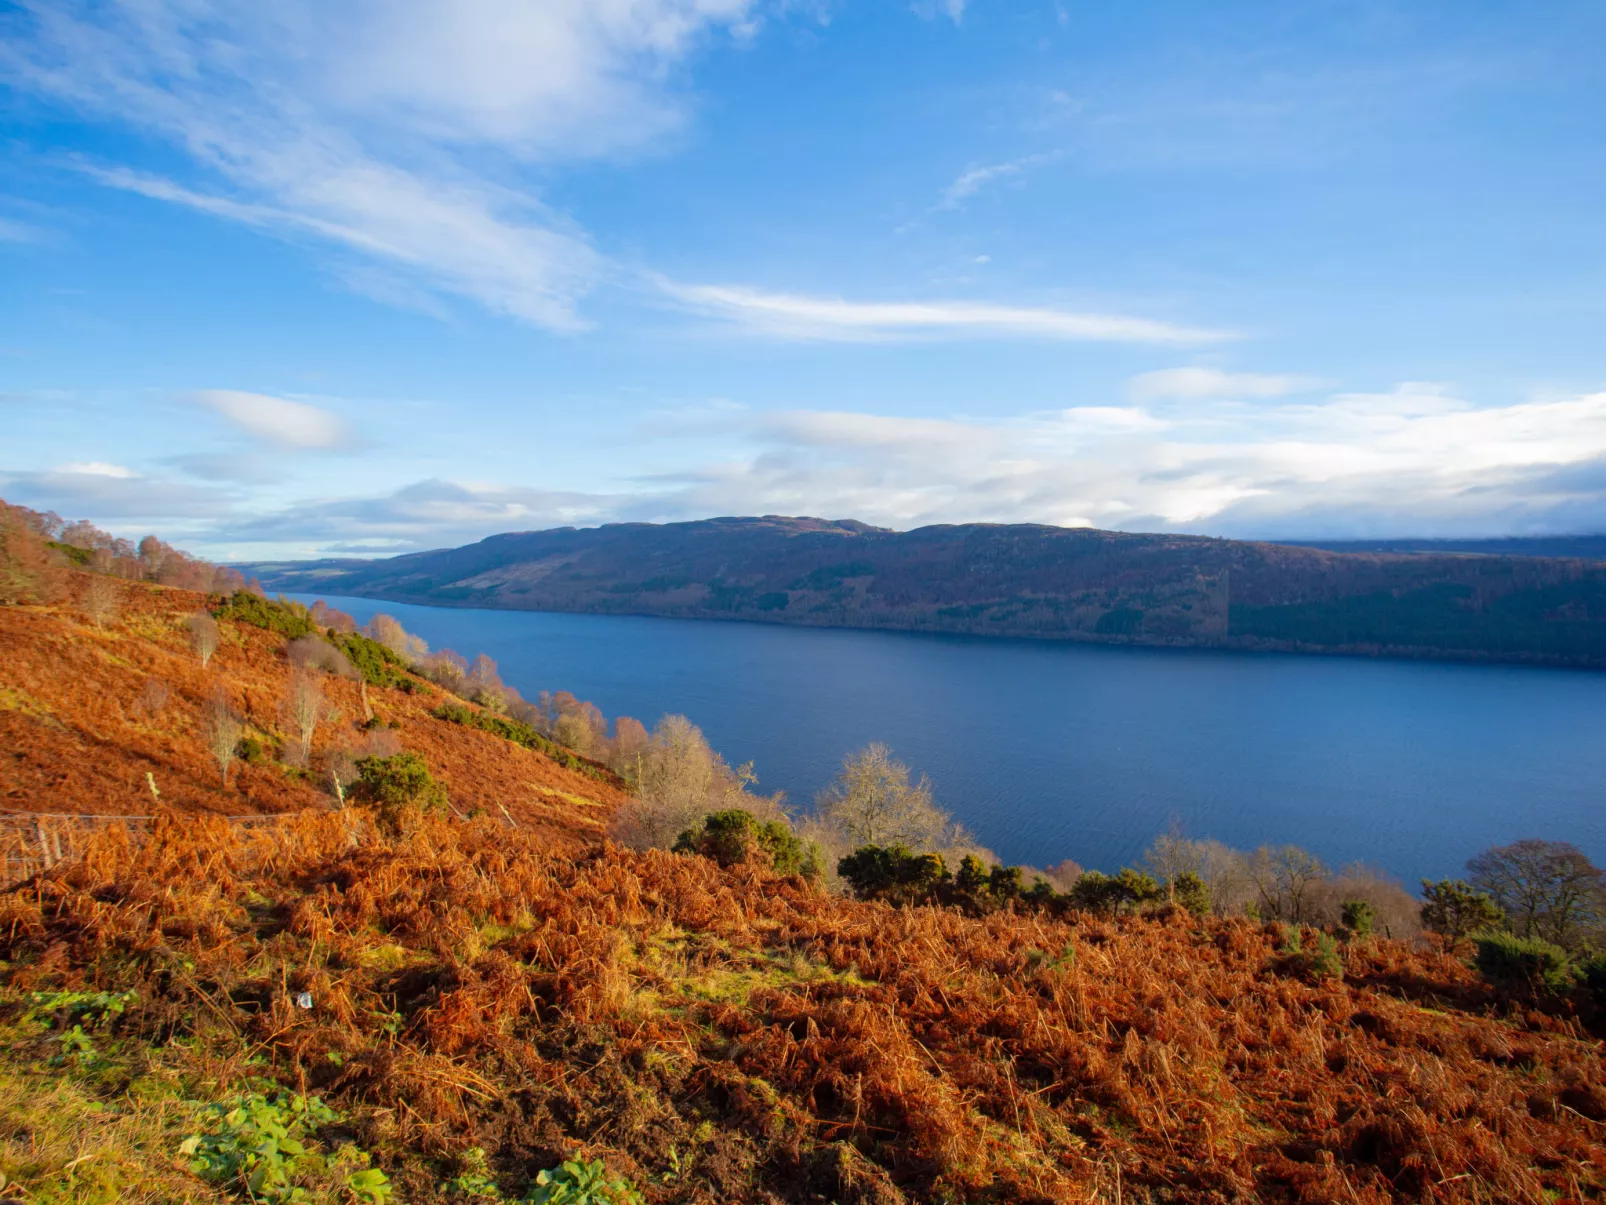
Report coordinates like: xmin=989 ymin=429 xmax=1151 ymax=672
xmin=0 ymin=572 xmax=629 ymax=838
xmin=245 ymin=517 xmax=1606 ymax=666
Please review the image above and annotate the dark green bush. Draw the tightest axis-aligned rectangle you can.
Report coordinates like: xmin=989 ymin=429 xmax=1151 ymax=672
xmin=213 ymin=591 xmax=316 ymax=640
xmin=330 ymin=630 xmax=412 ymax=688
xmin=1171 ymin=870 xmax=1212 ymax=917
xmin=1473 ymin=930 xmax=1572 ymax=995
xmin=352 ymin=752 xmax=448 ymax=830
xmin=1069 ymin=868 xmax=1162 ymax=916
xmin=673 ymin=809 xmax=820 ymax=877
xmin=1577 ymin=953 xmax=1606 ymax=1008
xmin=431 ymin=701 xmax=611 ymax=783
xmin=235 ymin=735 xmax=268 ymax=765
xmin=838 ymin=845 xmax=948 ymax=906
xmin=1340 ymin=899 xmax=1375 ymax=938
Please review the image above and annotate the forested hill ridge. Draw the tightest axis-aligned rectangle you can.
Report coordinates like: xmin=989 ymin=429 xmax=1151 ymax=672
xmin=245 ymin=516 xmax=1606 ymax=666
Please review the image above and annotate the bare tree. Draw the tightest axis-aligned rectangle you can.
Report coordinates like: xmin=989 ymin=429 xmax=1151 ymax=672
xmin=364 ymin=613 xmax=428 ymax=663
xmin=187 ymin=612 xmax=220 ymax=666
xmin=82 ymin=575 xmax=120 ymax=628
xmin=813 ymin=743 xmax=949 ymax=851
xmin=1468 ymin=839 xmax=1606 ymax=950
xmin=137 ymin=534 xmax=167 ymax=580
xmin=1247 ymin=845 xmax=1328 ymax=923
xmin=202 ymin=690 xmax=244 ymax=788
xmin=1143 ymin=830 xmax=1256 ymax=915
xmin=136 ymin=677 xmax=171 ymax=717
xmin=284 ymin=669 xmax=325 ymax=765
xmin=610 ymin=714 xmax=784 ymax=850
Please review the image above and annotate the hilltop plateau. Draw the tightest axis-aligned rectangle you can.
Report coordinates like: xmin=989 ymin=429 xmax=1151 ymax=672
xmin=245 ymin=517 xmax=1606 ymax=667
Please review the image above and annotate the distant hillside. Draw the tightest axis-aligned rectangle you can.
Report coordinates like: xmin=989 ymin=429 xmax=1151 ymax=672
xmin=244 ymin=516 xmax=1606 ymax=667
xmin=1287 ymin=535 xmax=1606 ymax=559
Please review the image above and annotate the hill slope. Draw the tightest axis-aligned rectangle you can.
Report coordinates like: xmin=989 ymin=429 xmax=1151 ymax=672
xmin=0 ymin=564 xmax=1603 ymax=1202
xmin=0 ymin=572 xmax=629 ymax=840
xmin=245 ymin=517 xmax=1606 ymax=666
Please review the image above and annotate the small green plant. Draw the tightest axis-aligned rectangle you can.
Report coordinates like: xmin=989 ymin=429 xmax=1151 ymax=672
xmin=522 ymin=1159 xmax=644 ymax=1205
xmin=236 ymin=734 xmax=269 ymax=764
xmin=1279 ymin=926 xmax=1343 ymax=981
xmin=1340 ymin=899 xmax=1375 ymax=938
xmin=445 ymin=1147 xmax=505 ymax=1198
xmin=1473 ymin=930 xmax=1572 ymax=995
xmin=181 ymin=1091 xmax=392 ymax=1204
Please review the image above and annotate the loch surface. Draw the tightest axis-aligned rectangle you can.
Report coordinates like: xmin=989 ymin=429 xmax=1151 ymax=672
xmin=293 ymin=594 xmax=1606 ymax=883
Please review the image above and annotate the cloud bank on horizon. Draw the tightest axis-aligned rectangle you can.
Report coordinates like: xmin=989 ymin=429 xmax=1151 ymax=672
xmin=2 ymin=1 xmax=1604 ymax=558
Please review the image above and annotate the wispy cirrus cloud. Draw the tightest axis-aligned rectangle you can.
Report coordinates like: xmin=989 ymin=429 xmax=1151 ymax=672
xmin=3 ymin=1 xmax=755 ymax=331
xmin=1128 ymin=367 xmax=1326 ymax=401
xmin=939 ymin=151 xmax=1060 ymax=208
xmin=188 ymin=390 xmax=353 ymax=450
xmin=656 ymin=280 xmax=1231 ymax=343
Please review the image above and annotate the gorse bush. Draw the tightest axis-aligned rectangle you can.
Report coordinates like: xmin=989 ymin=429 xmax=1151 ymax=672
xmin=673 ymin=809 xmax=820 ymax=877
xmin=330 ymin=630 xmax=412 ymax=688
xmin=353 ymin=752 xmax=448 ymax=830
xmin=1473 ymin=930 xmax=1573 ymax=996
xmin=214 ymin=590 xmax=318 ymax=639
xmin=837 ymin=844 xmax=950 ymax=906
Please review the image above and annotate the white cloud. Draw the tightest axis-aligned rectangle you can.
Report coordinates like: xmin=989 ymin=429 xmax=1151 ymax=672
xmin=189 ymin=390 xmax=352 ymax=449
xmin=4 ymin=1 xmax=754 ymax=330
xmin=1128 ymin=367 xmax=1324 ymax=401
xmin=633 ymin=386 xmax=1606 ymax=536
xmin=657 ymin=280 xmax=1230 ymax=343
xmin=0 ymin=216 xmax=42 ymax=243
xmin=939 ymin=152 xmax=1058 ymax=208
xmin=56 ymin=461 xmax=136 ymax=478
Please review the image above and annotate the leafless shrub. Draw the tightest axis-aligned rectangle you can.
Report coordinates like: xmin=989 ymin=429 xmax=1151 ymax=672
xmin=202 ymin=689 xmax=244 ymax=787
xmin=813 ymin=743 xmax=952 ymax=851
xmin=1311 ymin=864 xmax=1423 ymax=941
xmin=287 ymin=634 xmax=355 ymax=677
xmin=136 ymin=677 xmax=171 ymax=716
xmin=357 ymin=727 xmax=402 ymax=760
xmin=187 ymin=612 xmax=220 ymax=666
xmin=422 ymin=649 xmax=468 ymax=695
xmin=81 ymin=575 xmax=120 ymax=628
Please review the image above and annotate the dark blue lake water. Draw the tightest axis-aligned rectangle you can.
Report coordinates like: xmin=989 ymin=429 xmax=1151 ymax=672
xmin=292 ymin=594 xmax=1606 ymax=885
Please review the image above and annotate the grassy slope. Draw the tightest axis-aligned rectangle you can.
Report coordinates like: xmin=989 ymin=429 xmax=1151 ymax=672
xmin=0 ymin=577 xmax=1603 ymax=1203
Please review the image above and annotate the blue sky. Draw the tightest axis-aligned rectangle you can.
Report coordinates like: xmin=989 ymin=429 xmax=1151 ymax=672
xmin=3 ymin=0 xmax=1605 ymax=559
